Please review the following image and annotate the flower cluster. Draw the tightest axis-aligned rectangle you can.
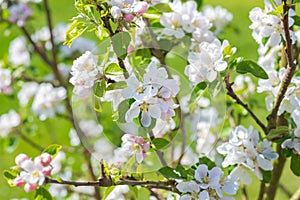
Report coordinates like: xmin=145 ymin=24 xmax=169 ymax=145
xmin=109 ymin=0 xmax=149 ymax=23
xmin=8 ymin=37 xmax=30 ymax=67
xmin=0 ymin=110 xmax=21 ymax=138
xmin=8 ymin=4 xmax=32 ymax=27
xmin=70 ymin=51 xmax=102 ymax=97
xmin=249 ymin=0 xmax=295 ymax=48
xmin=185 ymin=39 xmax=232 ymax=84
xmin=176 ymin=164 xmax=238 ymax=200
xmin=120 ymin=134 xmax=151 ymax=163
xmin=160 ymin=0 xmax=214 ymax=41
xmin=217 ymin=126 xmax=278 ymax=184
xmin=13 ymin=153 xmax=53 ymax=192
xmin=122 ymin=61 xmax=180 ymax=127
xmin=18 ymin=82 xmax=66 ymax=120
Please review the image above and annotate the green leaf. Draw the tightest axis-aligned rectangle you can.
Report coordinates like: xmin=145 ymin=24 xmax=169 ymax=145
xmin=3 ymin=169 xmax=18 ymax=180
xmin=153 ymin=3 xmax=173 ymax=12
xmin=109 ymin=19 xmax=118 ymax=33
xmin=35 ymin=186 xmax=53 ymax=200
xmin=64 ymin=18 xmax=89 ymax=47
xmin=107 ymin=81 xmax=127 ymax=90
xmin=261 ymin=170 xmax=272 ymax=183
xmin=291 ymin=154 xmax=300 ymax=176
xmin=159 ymin=166 xmax=183 ymax=179
xmin=43 ymin=144 xmax=62 ymax=159
xmin=111 ymin=32 xmax=131 ymax=60
xmin=94 ymin=95 xmax=103 ymax=112
xmin=196 ymin=156 xmax=216 ymax=170
xmin=292 ymin=16 xmax=300 ymax=26
xmin=295 ymin=0 xmax=300 ymax=3
xmin=266 ymin=126 xmax=290 ymax=140
xmin=152 ymin=138 xmax=170 ymax=150
xmin=102 ymin=186 xmax=115 ymax=200
xmin=94 ymin=79 xmax=106 ymax=98
xmin=267 ymin=4 xmax=283 ymax=16
xmin=189 ymin=82 xmax=207 ymax=111
xmin=105 ymin=63 xmax=125 ymax=75
xmin=236 ymin=60 xmax=268 ymax=79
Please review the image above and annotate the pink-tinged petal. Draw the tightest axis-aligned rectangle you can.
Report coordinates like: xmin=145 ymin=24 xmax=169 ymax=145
xmin=124 ymin=14 xmax=135 ymax=23
xmin=40 ymin=153 xmax=52 ymax=166
xmin=14 ymin=176 xmax=24 ymax=187
xmin=141 ymin=110 xmax=151 ymax=127
xmin=24 ymin=183 xmax=37 ymax=192
xmin=15 ymin=153 xmax=29 ymax=167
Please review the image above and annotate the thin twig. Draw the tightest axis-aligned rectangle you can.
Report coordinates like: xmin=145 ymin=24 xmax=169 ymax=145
xmin=148 ymin=131 xmax=168 ymax=166
xmin=257 ymin=183 xmax=266 ymax=200
xmin=14 ymin=130 xmax=44 ymax=152
xmin=45 ymin=177 xmax=180 ymax=194
xmin=20 ymin=26 xmax=53 ymax=67
xmin=278 ymin=183 xmax=292 ymax=198
xmin=242 ymin=185 xmax=249 ymax=200
xmin=225 ymin=73 xmax=268 ymax=134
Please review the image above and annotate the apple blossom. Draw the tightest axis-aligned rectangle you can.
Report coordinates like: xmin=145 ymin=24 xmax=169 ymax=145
xmin=0 ymin=67 xmax=12 ymax=94
xmin=0 ymin=110 xmax=21 ymax=138
xmin=31 ymin=83 xmax=67 ymax=120
xmin=120 ymin=134 xmax=150 ymax=163
xmin=217 ymin=126 xmax=278 ymax=183
xmin=8 ymin=37 xmax=30 ymax=67
xmin=176 ymin=164 xmax=239 ymax=200
xmin=185 ymin=39 xmax=231 ymax=84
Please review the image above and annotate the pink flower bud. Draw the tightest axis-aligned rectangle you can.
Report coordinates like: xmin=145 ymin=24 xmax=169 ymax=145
xmin=15 ymin=153 xmax=29 ymax=167
xmin=111 ymin=6 xmax=121 ymax=19
xmin=14 ymin=176 xmax=24 ymax=187
xmin=127 ymin=45 xmax=134 ymax=55
xmin=42 ymin=166 xmax=52 ymax=176
xmin=24 ymin=183 xmax=37 ymax=192
xmin=40 ymin=153 xmax=52 ymax=165
xmin=123 ymin=14 xmax=135 ymax=23
xmin=133 ymin=2 xmax=148 ymax=15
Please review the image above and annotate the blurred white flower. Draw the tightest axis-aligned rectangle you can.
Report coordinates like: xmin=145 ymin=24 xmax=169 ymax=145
xmin=32 ymin=83 xmax=66 ymax=120
xmin=0 ymin=110 xmax=21 ymax=137
xmin=9 ymin=37 xmax=30 ymax=67
xmin=9 ymin=4 xmax=32 ymax=27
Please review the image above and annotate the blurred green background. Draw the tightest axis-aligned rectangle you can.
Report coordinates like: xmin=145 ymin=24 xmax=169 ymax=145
xmin=0 ymin=0 xmax=299 ymax=199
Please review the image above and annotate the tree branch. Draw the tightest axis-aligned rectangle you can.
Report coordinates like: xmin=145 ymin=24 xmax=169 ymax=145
xmin=45 ymin=177 xmax=180 ymax=194
xmin=267 ymin=0 xmax=298 ymax=130
xmin=224 ymin=73 xmax=268 ymax=134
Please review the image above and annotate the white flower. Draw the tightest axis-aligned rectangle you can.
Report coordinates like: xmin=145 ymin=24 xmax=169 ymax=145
xmin=177 ymin=164 xmax=238 ymax=199
xmin=249 ymin=0 xmax=295 ymax=47
xmin=217 ymin=125 xmax=278 ymax=183
xmin=185 ymin=39 xmax=229 ymax=84
xmin=203 ymin=5 xmax=233 ymax=34
xmin=0 ymin=110 xmax=21 ymax=137
xmin=32 ymin=83 xmax=66 ymax=120
xmin=9 ymin=37 xmax=30 ymax=67
xmin=70 ymin=51 xmax=101 ymax=97
xmin=18 ymin=82 xmax=39 ymax=106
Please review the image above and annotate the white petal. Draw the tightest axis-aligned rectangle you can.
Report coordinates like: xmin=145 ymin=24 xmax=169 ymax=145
xmin=141 ymin=110 xmax=151 ymax=127
xmin=199 ymin=190 xmax=209 ymax=200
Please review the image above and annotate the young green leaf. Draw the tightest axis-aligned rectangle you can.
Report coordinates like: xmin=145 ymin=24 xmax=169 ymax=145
xmin=236 ymin=60 xmax=268 ymax=79
xmin=102 ymin=186 xmax=115 ymax=200
xmin=189 ymin=82 xmax=207 ymax=111
xmin=105 ymin=63 xmax=125 ymax=75
xmin=43 ymin=144 xmax=62 ymax=159
xmin=266 ymin=126 xmax=290 ymax=140
xmin=153 ymin=3 xmax=173 ymax=12
xmin=159 ymin=166 xmax=185 ymax=179
xmin=261 ymin=169 xmax=272 ymax=183
xmin=152 ymin=138 xmax=170 ymax=150
xmin=34 ymin=186 xmax=53 ymax=200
